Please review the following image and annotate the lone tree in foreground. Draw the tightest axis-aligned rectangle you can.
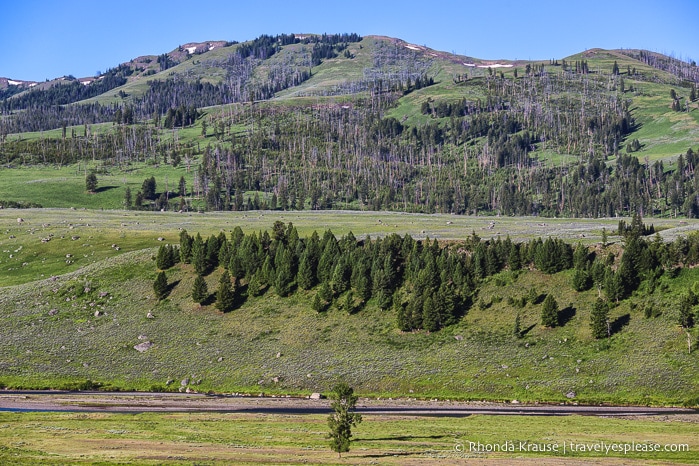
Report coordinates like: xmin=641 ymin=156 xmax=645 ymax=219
xmin=328 ymin=382 xmax=362 ymax=458
xmin=541 ymin=294 xmax=559 ymax=328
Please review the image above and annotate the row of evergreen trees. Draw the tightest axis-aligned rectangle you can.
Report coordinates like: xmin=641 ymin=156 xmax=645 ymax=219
xmin=159 ymin=222 xmax=577 ymax=331
xmin=153 ymin=218 xmax=699 ymax=333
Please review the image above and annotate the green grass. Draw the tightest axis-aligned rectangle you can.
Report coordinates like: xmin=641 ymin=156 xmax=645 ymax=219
xmin=0 ymin=209 xmax=698 ymax=404
xmin=0 ymin=411 xmax=696 ymax=464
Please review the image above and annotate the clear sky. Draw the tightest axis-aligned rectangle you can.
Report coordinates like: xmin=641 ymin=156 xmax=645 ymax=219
xmin=3 ymin=0 xmax=698 ymax=81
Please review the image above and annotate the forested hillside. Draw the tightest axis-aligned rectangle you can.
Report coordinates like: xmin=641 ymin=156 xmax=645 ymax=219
xmin=1 ymin=34 xmax=698 ymax=218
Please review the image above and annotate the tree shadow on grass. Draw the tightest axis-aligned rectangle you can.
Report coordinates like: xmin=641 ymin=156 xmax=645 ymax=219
xmin=357 ymin=451 xmax=417 ymax=459
xmin=532 ymin=293 xmax=546 ymax=305
xmin=201 ymin=293 xmax=216 ymax=306
xmin=166 ymin=279 xmax=180 ymax=295
xmin=558 ymin=306 xmax=576 ymax=327
xmin=364 ymin=434 xmax=449 ymax=442
xmin=520 ymin=323 xmax=537 ymax=337
xmin=610 ymin=313 xmax=631 ymax=336
xmin=94 ymin=186 xmax=118 ymax=193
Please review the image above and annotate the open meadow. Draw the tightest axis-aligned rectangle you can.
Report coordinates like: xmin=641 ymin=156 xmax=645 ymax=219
xmin=0 ymin=409 xmax=697 ymax=464
xmin=1 ymin=208 xmax=698 ymax=406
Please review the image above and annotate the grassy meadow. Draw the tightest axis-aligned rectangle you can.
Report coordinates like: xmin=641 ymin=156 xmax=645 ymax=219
xmin=0 ymin=410 xmax=696 ymax=464
xmin=1 ymin=208 xmax=698 ymax=405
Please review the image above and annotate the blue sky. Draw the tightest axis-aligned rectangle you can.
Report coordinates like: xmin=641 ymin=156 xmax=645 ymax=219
xmin=3 ymin=0 xmax=699 ymax=81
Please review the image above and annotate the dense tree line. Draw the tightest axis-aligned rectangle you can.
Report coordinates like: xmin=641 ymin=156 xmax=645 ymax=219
xmin=164 ymin=220 xmax=699 ymax=332
xmin=172 ymin=222 xmax=577 ymax=331
xmin=0 ymin=64 xmax=133 ymax=112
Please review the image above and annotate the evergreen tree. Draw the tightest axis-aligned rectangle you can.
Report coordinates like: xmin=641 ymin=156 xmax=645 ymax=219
xmin=156 ymin=244 xmax=176 ymax=270
xmin=678 ymin=292 xmax=696 ymax=328
xmin=513 ymin=313 xmax=522 ymax=338
xmin=327 ymin=382 xmax=362 ymax=458
xmin=85 ymin=172 xmax=98 ymax=193
xmin=153 ymin=271 xmax=168 ymax=300
xmin=331 ymin=256 xmax=351 ymax=295
xmin=216 ymin=271 xmax=236 ymax=312
xmin=604 ymin=268 xmax=623 ymax=302
xmin=572 ymin=267 xmax=592 ymax=291
xmin=297 ymin=249 xmax=316 ymax=290
xmin=142 ymin=176 xmax=157 ymax=200
xmin=339 ymin=290 xmax=355 ymax=314
xmin=274 ymin=248 xmax=294 ymax=297
xmin=228 ymin=252 xmax=245 ymax=280
xmin=205 ymin=234 xmax=220 ymax=270
xmin=179 ymin=230 xmax=193 ymax=264
xmin=192 ymin=234 xmax=207 ymax=275
xmin=590 ymin=298 xmax=610 ymax=338
xmin=422 ymin=293 xmax=440 ymax=332
xmin=192 ymin=274 xmax=208 ymax=304
xmin=541 ymin=294 xmax=558 ymax=327
xmin=123 ymin=187 xmax=132 ymax=209
xmin=313 ymin=281 xmax=333 ymax=312
xmin=247 ymin=272 xmax=263 ymax=297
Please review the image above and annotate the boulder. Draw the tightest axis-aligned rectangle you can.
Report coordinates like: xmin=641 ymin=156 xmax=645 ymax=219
xmin=134 ymin=341 xmax=153 ymax=352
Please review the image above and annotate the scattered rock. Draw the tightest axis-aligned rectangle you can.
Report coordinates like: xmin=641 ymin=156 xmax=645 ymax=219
xmin=93 ymin=310 xmax=101 ymax=317
xmin=138 ymin=335 xmax=148 ymax=340
xmin=71 ymin=236 xmax=80 ymax=240
xmin=181 ymin=378 xmax=189 ymax=386
xmin=276 ymin=352 xmax=281 ymax=358
xmin=511 ymin=400 xmax=520 ymax=404
xmin=166 ymin=379 xmax=173 ymax=385
xmin=48 ymin=309 xmax=58 ymax=316
xmin=217 ymin=357 xmax=223 ymax=362
xmin=134 ymin=341 xmax=153 ymax=352
xmin=157 ymin=237 xmax=165 ymax=241
xmin=566 ymin=391 xmax=576 ymax=399
xmin=146 ymin=312 xmax=154 ymax=319
xmin=454 ymin=335 xmax=463 ymax=341
xmin=272 ymin=377 xmax=279 ymax=383
xmin=309 ymin=393 xmax=324 ymax=400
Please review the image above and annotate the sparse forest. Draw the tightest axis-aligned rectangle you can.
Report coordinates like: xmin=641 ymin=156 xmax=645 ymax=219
xmin=2 ymin=34 xmax=697 ymax=218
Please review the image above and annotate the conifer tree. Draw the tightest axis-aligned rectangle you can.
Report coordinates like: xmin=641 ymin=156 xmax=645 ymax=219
xmin=541 ymin=294 xmax=558 ymax=327
xmin=422 ymin=293 xmax=440 ymax=332
xmin=153 ymin=271 xmax=168 ymax=300
xmin=514 ymin=313 xmax=522 ymax=338
xmin=590 ymin=298 xmax=609 ymax=338
xmin=192 ymin=234 xmax=207 ymax=275
xmin=216 ymin=270 xmax=236 ymax=312
xmin=247 ymin=272 xmax=263 ymax=297
xmin=274 ymin=248 xmax=294 ymax=297
xmin=192 ymin=274 xmax=208 ymax=304
xmin=297 ymin=249 xmax=316 ymax=290
xmin=327 ymin=382 xmax=362 ymax=458
xmin=85 ymin=172 xmax=98 ymax=193
xmin=179 ymin=230 xmax=193 ymax=264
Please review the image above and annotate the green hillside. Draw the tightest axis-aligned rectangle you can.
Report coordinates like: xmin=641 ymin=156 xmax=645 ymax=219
xmin=1 ymin=33 xmax=699 ymax=405
xmin=0 ymin=211 xmax=698 ymax=404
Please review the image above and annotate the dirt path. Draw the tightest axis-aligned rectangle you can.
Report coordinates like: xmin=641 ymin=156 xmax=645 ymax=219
xmin=1 ymin=391 xmax=696 ymax=418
